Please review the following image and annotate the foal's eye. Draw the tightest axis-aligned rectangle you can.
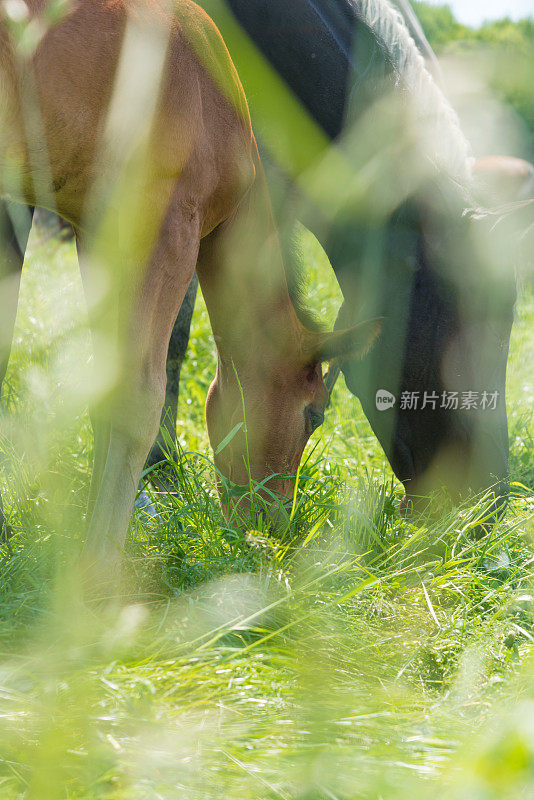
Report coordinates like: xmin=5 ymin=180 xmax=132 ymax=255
xmin=305 ymin=406 xmax=324 ymax=434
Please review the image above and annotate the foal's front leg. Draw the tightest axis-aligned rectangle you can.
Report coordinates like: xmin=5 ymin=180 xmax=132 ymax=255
xmin=146 ymin=273 xmax=198 ymax=470
xmin=0 ymin=203 xmax=34 ymax=539
xmin=80 ymin=210 xmax=201 ymax=574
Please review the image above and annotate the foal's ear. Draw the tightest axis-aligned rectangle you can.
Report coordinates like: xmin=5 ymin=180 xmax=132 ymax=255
xmin=306 ymin=318 xmax=383 ymax=363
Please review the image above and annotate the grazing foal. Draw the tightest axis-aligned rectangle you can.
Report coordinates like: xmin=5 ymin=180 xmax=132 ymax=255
xmin=0 ymin=0 xmax=376 ymax=565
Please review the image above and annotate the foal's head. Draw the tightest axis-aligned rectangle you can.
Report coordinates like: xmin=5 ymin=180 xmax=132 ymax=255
xmin=205 ymin=317 xmax=381 ymax=516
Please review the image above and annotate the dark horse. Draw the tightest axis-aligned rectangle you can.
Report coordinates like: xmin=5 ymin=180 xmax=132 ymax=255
xmin=196 ymin=0 xmax=523 ymax=506
xmin=158 ymin=0 xmax=517 ymax=507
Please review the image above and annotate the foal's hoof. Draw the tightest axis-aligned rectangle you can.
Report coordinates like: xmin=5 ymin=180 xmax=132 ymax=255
xmin=482 ymin=548 xmax=511 ymax=577
xmin=134 ymin=488 xmax=160 ymax=521
xmin=399 ymin=495 xmax=412 ymax=516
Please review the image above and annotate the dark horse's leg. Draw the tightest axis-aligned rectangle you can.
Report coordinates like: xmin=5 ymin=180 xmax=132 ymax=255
xmin=145 ymin=273 xmax=198 ymax=469
xmin=0 ymin=202 xmax=34 ymax=538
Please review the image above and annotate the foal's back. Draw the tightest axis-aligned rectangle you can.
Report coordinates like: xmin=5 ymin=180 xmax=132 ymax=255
xmin=0 ymin=0 xmax=254 ymax=231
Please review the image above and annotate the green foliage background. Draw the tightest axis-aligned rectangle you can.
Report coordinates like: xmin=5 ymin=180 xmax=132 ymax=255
xmin=414 ymin=3 xmax=534 ymax=157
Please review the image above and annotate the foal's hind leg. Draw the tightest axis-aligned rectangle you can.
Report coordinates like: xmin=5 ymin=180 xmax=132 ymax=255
xmin=0 ymin=203 xmax=34 ymax=538
xmin=80 ymin=208 xmax=200 ymax=574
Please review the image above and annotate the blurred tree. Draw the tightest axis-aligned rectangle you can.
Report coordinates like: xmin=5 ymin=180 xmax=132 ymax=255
xmin=413 ymin=4 xmax=534 ymax=153
xmin=411 ymin=2 xmax=470 ymax=47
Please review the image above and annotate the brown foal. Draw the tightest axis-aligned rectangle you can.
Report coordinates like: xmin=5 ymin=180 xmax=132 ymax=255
xmin=0 ymin=0 xmax=378 ymax=569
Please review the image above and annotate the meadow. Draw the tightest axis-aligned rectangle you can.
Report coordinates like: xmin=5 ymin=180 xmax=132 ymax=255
xmin=0 ymin=219 xmax=532 ymax=799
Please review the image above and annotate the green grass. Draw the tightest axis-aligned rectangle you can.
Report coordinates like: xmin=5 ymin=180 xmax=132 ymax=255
xmin=0 ymin=226 xmax=532 ymax=799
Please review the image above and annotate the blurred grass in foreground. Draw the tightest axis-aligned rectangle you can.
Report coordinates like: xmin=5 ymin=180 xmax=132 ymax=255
xmin=0 ymin=226 xmax=531 ymax=798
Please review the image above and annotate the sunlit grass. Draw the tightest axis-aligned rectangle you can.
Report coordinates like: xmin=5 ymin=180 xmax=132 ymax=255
xmin=0 ymin=223 xmax=532 ymax=797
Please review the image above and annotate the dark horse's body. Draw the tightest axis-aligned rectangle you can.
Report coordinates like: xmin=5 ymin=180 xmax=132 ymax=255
xmin=0 ymin=0 xmax=517 ymax=536
xmin=196 ymin=0 xmax=516 ymax=504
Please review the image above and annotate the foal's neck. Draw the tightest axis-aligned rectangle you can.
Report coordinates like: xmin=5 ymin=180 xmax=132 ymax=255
xmin=197 ymin=169 xmax=300 ymax=369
